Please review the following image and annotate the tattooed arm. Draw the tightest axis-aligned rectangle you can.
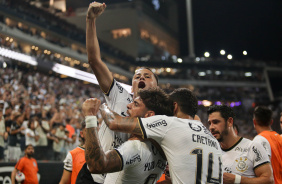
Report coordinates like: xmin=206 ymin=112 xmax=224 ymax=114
xmin=83 ymin=98 xmax=123 ymax=173
xmin=85 ymin=127 xmax=122 ymax=173
xmin=99 ymin=103 xmax=143 ymax=136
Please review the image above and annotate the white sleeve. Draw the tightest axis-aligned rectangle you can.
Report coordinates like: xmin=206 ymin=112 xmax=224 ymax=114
xmin=253 ymin=135 xmax=271 ymax=158
xmin=63 ymin=152 xmax=73 ymax=172
xmin=250 ymin=141 xmax=270 ymax=170
xmin=103 ymin=79 xmax=132 ymax=115
xmin=139 ymin=115 xmax=169 ymax=143
xmin=115 ymin=140 xmax=142 ymax=170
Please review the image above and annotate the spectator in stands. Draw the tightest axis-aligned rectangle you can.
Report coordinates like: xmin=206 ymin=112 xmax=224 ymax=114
xmin=34 ymin=111 xmax=50 ymax=160
xmin=65 ymin=118 xmax=75 ymax=138
xmin=0 ymin=100 xmax=8 ymax=161
xmin=7 ymin=112 xmax=25 ymax=161
xmin=11 ymin=144 xmax=39 ymax=184
xmin=25 ymin=118 xmax=39 ymax=146
xmin=46 ymin=127 xmax=59 ymax=160
xmin=53 ymin=124 xmax=66 ymax=161
xmin=252 ymin=106 xmax=282 ymax=183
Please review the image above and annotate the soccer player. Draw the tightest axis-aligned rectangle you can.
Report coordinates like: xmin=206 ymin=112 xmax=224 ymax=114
xmin=59 ymin=122 xmax=96 ymax=184
xmin=207 ymin=105 xmax=273 ymax=184
xmin=99 ymin=88 xmax=223 ymax=184
xmin=86 ymin=2 xmax=158 ymax=182
xmin=252 ymin=106 xmax=282 ymax=183
xmin=11 ymin=144 xmax=39 ymax=184
xmin=83 ymin=88 xmax=172 ymax=183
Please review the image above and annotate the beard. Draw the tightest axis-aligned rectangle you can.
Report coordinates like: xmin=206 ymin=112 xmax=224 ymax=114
xmin=217 ymin=125 xmax=229 ymax=142
xmin=26 ymin=152 xmax=34 ymax=158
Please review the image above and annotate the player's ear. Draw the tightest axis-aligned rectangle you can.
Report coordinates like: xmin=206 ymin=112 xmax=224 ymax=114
xmin=227 ymin=117 xmax=233 ymax=127
xmin=145 ymin=111 xmax=155 ymax=118
xmin=173 ymin=102 xmax=178 ymax=115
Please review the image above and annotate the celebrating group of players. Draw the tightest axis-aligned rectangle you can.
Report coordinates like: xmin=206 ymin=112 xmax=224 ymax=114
xmin=59 ymin=2 xmax=282 ymax=184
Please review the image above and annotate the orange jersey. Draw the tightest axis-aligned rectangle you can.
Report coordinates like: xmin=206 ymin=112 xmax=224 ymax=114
xmin=15 ymin=157 xmax=38 ymax=184
xmin=260 ymin=131 xmax=282 ymax=183
xmin=157 ymin=173 xmax=166 ymax=183
xmin=66 ymin=124 xmax=75 ymax=138
xmin=64 ymin=146 xmax=85 ymax=184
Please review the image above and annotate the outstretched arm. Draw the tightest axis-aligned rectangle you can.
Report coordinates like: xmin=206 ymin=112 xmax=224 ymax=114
xmin=83 ymin=98 xmax=122 ymax=173
xmin=86 ymin=2 xmax=113 ymax=93
xmin=99 ymin=103 xmax=143 ymax=136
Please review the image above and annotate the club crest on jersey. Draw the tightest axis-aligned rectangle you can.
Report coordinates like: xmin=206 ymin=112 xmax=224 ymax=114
xmin=235 ymin=157 xmax=248 ymax=172
xmin=189 ymin=123 xmax=202 ymax=132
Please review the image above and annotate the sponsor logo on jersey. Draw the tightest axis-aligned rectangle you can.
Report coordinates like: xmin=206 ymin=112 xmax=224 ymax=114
xmin=252 ymin=146 xmax=262 ymax=162
xmin=234 ymin=147 xmax=249 ymax=152
xmin=112 ymin=134 xmax=125 ymax=148
xmin=127 ymin=98 xmax=132 ymax=103
xmin=235 ymin=157 xmax=248 ymax=172
xmin=116 ymin=83 xmax=123 ymax=93
xmin=156 ymin=159 xmax=166 ymax=170
xmin=144 ymin=161 xmax=155 ymax=171
xmin=262 ymin=142 xmax=268 ymax=151
xmin=126 ymin=154 xmax=141 ymax=165
xmin=224 ymin=167 xmax=232 ymax=173
xmin=146 ymin=120 xmax=167 ymax=129
xmin=189 ymin=123 xmax=202 ymax=132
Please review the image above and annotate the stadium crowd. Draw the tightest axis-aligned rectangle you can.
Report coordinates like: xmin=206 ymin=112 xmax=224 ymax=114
xmin=0 ymin=65 xmax=105 ymax=162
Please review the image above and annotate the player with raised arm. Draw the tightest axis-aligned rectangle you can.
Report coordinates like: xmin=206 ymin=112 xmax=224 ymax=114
xmin=207 ymin=105 xmax=274 ymax=184
xmin=86 ymin=2 xmax=159 ymax=182
xmin=99 ymin=88 xmax=223 ymax=184
xmin=83 ymin=88 xmax=173 ymax=184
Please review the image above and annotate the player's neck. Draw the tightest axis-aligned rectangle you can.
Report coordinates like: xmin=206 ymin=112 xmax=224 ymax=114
xmin=256 ymin=126 xmax=272 ymax=134
xmin=175 ymin=112 xmax=193 ymax=120
xmin=220 ymin=133 xmax=241 ymax=150
xmin=25 ymin=155 xmax=33 ymax=159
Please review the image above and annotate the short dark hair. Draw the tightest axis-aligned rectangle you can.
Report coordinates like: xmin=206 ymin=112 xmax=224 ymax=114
xmin=28 ymin=118 xmax=35 ymax=129
xmin=25 ymin=144 xmax=34 ymax=150
xmin=253 ymin=106 xmax=272 ymax=126
xmin=81 ymin=121 xmax=86 ymax=130
xmin=207 ymin=105 xmax=235 ymax=122
xmin=138 ymin=67 xmax=159 ymax=85
xmin=138 ymin=88 xmax=173 ymax=116
xmin=169 ymin=88 xmax=198 ymax=118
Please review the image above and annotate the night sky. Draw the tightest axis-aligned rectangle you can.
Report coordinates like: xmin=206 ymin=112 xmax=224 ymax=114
xmin=178 ymin=0 xmax=282 ymax=61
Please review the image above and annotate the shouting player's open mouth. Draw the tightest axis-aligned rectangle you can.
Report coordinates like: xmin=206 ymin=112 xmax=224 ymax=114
xmin=138 ymin=81 xmax=146 ymax=89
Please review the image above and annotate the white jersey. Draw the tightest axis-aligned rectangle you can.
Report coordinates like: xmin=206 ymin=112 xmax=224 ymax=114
xmin=25 ymin=128 xmax=38 ymax=146
xmin=139 ymin=116 xmax=223 ymax=184
xmin=104 ymin=140 xmax=166 ymax=184
xmin=94 ymin=80 xmax=133 ymax=182
xmin=253 ymin=135 xmax=271 ymax=159
xmin=222 ymin=137 xmax=270 ymax=178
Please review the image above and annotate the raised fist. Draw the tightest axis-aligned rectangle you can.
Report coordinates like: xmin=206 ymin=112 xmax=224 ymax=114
xmin=87 ymin=2 xmax=106 ymax=19
xmin=82 ymin=98 xmax=101 ymax=116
